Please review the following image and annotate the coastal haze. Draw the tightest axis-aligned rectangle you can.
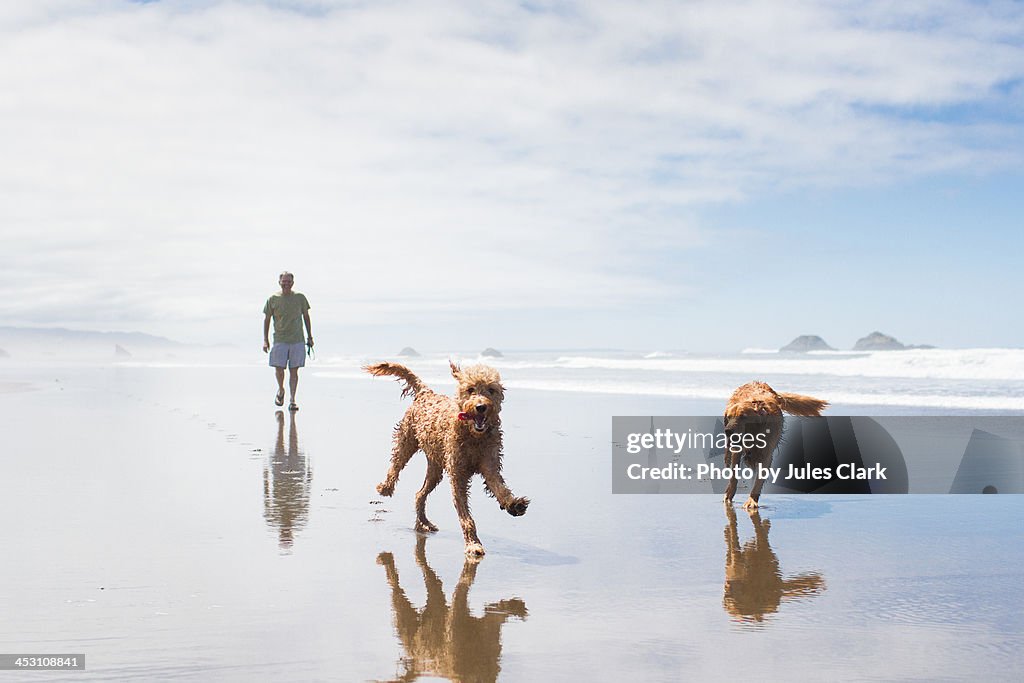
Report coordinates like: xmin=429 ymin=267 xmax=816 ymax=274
xmin=1 ymin=1 xmax=1023 ymax=351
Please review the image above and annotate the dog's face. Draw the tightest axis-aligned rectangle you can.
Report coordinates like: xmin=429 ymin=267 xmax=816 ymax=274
xmin=450 ymin=361 xmax=504 ymax=435
xmin=724 ymin=383 xmax=784 ymax=458
xmin=724 ymin=382 xmax=783 ymax=430
xmin=724 ymin=398 xmax=782 ymax=431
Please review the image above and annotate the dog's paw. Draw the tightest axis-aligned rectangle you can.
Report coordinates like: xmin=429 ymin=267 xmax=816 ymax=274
xmin=742 ymin=497 xmax=760 ymax=510
xmin=415 ymin=519 xmax=438 ymax=533
xmin=465 ymin=542 xmax=486 ymax=558
xmin=376 ymin=482 xmax=394 ymax=497
xmin=506 ymin=496 xmax=530 ymax=517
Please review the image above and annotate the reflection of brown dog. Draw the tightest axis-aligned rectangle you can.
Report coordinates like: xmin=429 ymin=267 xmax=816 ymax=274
xmin=723 ymin=505 xmax=825 ymax=624
xmin=365 ymin=361 xmax=530 ymax=558
xmin=723 ymin=381 xmax=828 ymax=509
xmin=377 ymin=536 xmax=527 ymax=683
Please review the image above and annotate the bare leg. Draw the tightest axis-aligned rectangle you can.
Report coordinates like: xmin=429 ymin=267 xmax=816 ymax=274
xmin=377 ymin=415 xmax=418 ymax=497
xmin=480 ymin=460 xmax=529 ymax=516
xmin=275 ymin=367 xmax=286 ymax=400
xmin=415 ymin=461 xmax=443 ymax=532
xmin=450 ymin=474 xmax=484 ymax=558
xmin=289 ymin=367 xmax=299 ymax=402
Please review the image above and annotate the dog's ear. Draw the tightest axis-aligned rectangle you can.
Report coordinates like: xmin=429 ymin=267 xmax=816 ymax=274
xmin=449 ymin=360 xmax=462 ymax=380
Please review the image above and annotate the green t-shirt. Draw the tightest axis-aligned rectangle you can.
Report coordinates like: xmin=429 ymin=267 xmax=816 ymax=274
xmin=263 ymin=292 xmax=310 ymax=344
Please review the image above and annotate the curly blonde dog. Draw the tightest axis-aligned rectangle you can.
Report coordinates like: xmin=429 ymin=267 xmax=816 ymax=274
xmin=364 ymin=360 xmax=529 ymax=558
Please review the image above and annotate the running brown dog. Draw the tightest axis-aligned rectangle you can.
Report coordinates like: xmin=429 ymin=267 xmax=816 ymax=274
xmin=723 ymin=381 xmax=828 ymax=509
xmin=364 ymin=361 xmax=529 ymax=558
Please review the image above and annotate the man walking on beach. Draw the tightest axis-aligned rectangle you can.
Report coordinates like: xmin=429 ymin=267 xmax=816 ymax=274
xmin=263 ymin=271 xmax=313 ymax=411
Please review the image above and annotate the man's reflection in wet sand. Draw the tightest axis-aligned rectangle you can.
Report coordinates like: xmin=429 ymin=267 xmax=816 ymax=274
xmin=377 ymin=536 xmax=527 ymax=683
xmin=263 ymin=410 xmax=312 ymax=551
xmin=723 ymin=505 xmax=826 ymax=624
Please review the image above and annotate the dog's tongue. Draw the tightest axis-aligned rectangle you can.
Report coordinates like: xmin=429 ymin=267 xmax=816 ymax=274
xmin=458 ymin=412 xmax=487 ymax=430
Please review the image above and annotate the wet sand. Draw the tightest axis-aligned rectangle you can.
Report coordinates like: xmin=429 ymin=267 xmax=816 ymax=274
xmin=1 ymin=364 xmax=1022 ymax=681
xmin=0 ymin=381 xmax=34 ymax=394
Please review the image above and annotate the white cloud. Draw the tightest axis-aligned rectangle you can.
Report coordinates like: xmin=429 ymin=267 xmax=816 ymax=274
xmin=1 ymin=0 xmax=1021 ymax=343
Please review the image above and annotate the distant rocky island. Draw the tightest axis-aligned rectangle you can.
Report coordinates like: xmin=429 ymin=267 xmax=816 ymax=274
xmin=853 ymin=331 xmax=935 ymax=351
xmin=397 ymin=346 xmax=420 ymax=358
xmin=480 ymin=347 xmax=503 ymax=358
xmin=780 ymin=335 xmax=835 ymax=353
xmin=779 ymin=331 xmax=934 ymax=352
xmin=853 ymin=331 xmax=904 ymax=350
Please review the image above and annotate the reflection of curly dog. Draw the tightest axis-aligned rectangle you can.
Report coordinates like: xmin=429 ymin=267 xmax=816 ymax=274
xmin=365 ymin=361 xmax=530 ymax=557
xmin=377 ymin=537 xmax=527 ymax=683
xmin=723 ymin=506 xmax=825 ymax=623
xmin=724 ymin=381 xmax=828 ymax=509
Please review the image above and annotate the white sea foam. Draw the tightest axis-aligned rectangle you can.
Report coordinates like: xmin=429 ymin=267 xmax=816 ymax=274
xmin=312 ymin=348 xmax=1024 ymax=411
xmin=314 ymin=369 xmax=1023 ymax=410
xmin=548 ymin=348 xmax=1024 ymax=381
xmin=503 ymin=379 xmax=1024 ymax=411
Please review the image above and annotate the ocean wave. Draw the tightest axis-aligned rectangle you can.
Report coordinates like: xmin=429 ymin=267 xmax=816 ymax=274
xmin=643 ymin=351 xmax=681 ymax=359
xmin=314 ymin=370 xmax=1024 ymax=411
xmin=312 ymin=348 xmax=1024 ymax=410
xmin=505 ymin=378 xmax=1020 ymax=410
xmin=549 ymin=349 xmax=1024 ymax=381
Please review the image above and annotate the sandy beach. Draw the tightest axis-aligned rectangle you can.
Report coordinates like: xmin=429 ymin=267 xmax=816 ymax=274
xmin=1 ymin=364 xmax=1023 ymax=681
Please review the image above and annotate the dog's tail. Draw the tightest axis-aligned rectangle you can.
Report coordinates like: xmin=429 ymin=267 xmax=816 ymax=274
xmin=363 ymin=362 xmax=425 ymax=399
xmin=777 ymin=392 xmax=829 ymax=416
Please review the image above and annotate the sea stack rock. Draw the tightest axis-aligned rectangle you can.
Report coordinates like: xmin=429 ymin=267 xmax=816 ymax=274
xmin=480 ymin=347 xmax=503 ymax=358
xmin=780 ymin=335 xmax=835 ymax=353
xmin=114 ymin=344 xmax=133 ymax=358
xmin=397 ymin=347 xmax=420 ymax=358
xmin=853 ymin=331 xmax=905 ymax=351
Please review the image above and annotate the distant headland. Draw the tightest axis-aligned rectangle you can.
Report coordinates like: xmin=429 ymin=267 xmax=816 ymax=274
xmin=780 ymin=331 xmax=935 ymax=353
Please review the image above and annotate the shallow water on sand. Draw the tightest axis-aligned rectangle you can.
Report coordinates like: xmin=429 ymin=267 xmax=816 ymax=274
xmin=1 ymin=365 xmax=1022 ymax=681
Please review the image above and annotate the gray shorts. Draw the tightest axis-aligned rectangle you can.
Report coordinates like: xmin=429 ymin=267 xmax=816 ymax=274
xmin=269 ymin=342 xmax=306 ymax=369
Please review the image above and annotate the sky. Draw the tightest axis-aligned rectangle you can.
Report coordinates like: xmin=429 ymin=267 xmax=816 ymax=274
xmin=2 ymin=0 xmax=1023 ymax=352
